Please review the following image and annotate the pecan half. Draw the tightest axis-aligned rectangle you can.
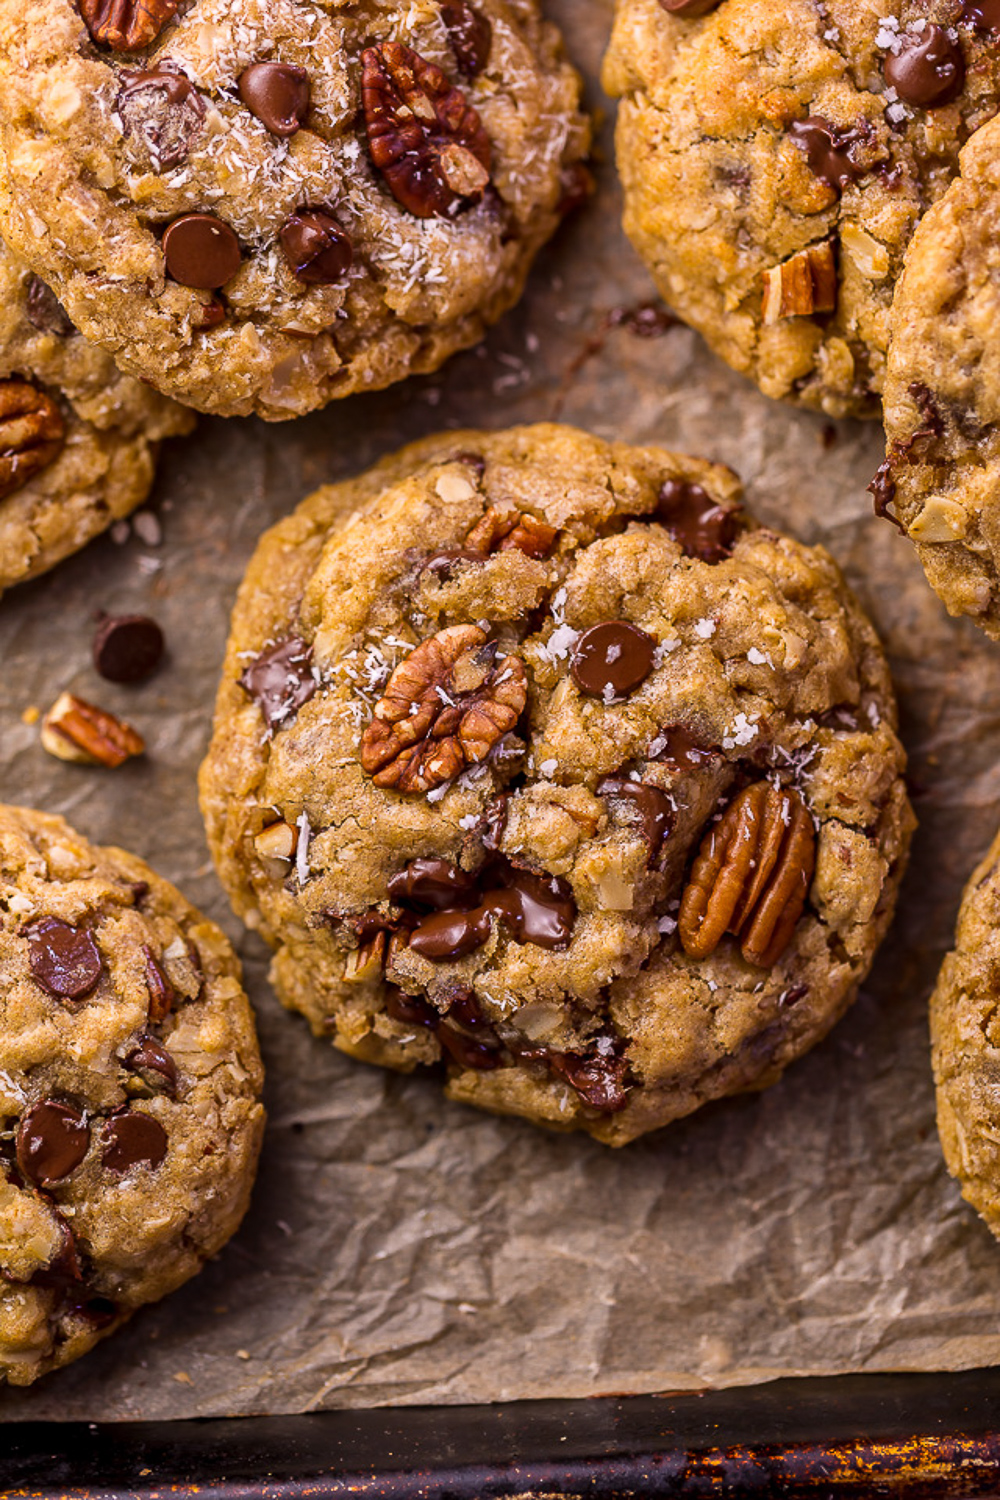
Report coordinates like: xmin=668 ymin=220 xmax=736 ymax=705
xmin=41 ymin=692 xmax=145 ymax=769
xmin=0 ymin=381 xmax=65 ymax=500
xmin=360 ymin=624 xmax=527 ymax=793
xmin=761 ymin=242 xmax=837 ymax=323
xmin=362 ymin=40 xmax=491 ymax=218
xmin=464 ymin=506 xmax=558 ymax=559
xmin=79 ymin=0 xmax=179 ymax=51
xmin=678 ymin=783 xmax=816 ymax=968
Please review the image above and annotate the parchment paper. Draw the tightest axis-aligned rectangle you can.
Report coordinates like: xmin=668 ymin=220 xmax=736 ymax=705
xmin=4 ymin=0 xmax=1000 ymax=1422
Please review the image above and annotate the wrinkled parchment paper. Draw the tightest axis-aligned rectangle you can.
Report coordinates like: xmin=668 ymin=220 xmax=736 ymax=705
xmin=4 ymin=0 xmax=1000 ymax=1423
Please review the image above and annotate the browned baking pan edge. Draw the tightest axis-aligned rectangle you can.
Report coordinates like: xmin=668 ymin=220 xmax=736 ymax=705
xmin=4 ymin=1369 xmax=1000 ymax=1498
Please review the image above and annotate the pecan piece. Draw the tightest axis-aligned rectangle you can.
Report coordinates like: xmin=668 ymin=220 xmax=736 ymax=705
xmin=360 ymin=624 xmax=527 ymax=794
xmin=678 ymin=783 xmax=816 ymax=968
xmin=0 ymin=381 xmax=65 ymax=500
xmin=464 ymin=506 xmax=558 ymax=559
xmin=78 ymin=0 xmax=179 ymax=51
xmin=41 ymin=692 xmax=145 ymax=769
xmin=761 ymin=242 xmax=837 ymax=323
xmin=362 ymin=40 xmax=492 ymax=218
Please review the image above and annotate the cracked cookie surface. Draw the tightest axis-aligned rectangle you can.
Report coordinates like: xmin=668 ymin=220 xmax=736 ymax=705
xmin=0 ymin=804 xmax=265 ymax=1386
xmin=0 ymin=238 xmax=193 ymax=596
xmin=880 ymin=114 xmax=1000 ymax=637
xmin=200 ymin=423 xmax=913 ymax=1145
xmin=602 ymin=0 xmax=1000 ymax=419
xmin=931 ymin=824 xmax=1000 ymax=1244
xmin=0 ymin=0 xmax=588 ymax=420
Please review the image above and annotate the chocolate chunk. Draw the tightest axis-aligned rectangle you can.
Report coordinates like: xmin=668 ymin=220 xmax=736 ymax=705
xmin=656 ymin=479 xmax=742 ymax=563
xmin=92 ymin=613 xmax=164 ymax=683
xmin=102 ymin=1112 xmax=168 ymax=1173
xmin=27 ymin=918 xmax=103 ymax=1002
xmin=406 ymin=864 xmax=575 ymax=960
xmin=571 ymin=622 xmax=657 ymax=700
xmin=239 ymin=635 xmax=317 ymax=731
xmin=143 ymin=947 xmax=175 ymax=1024
xmin=441 ymin=2 xmax=492 ymax=77
xmin=788 ymin=117 xmax=867 ymax=193
xmin=385 ymin=985 xmax=438 ymax=1028
xmin=26 ymin=276 xmax=75 ymax=337
xmin=280 ymin=209 xmax=353 ymax=285
xmin=436 ymin=1020 xmax=501 ymax=1070
xmin=124 ymin=1035 xmax=179 ymax=1094
xmin=238 ymin=61 xmax=310 ymax=136
xmin=883 ymin=26 xmax=965 ymax=108
xmin=598 ymin=777 xmax=673 ymax=861
xmin=657 ymin=0 xmax=721 ymax=13
xmin=388 ymin=858 xmax=480 ymax=912
xmin=548 ymin=1045 xmax=629 ymax=1113
xmin=16 ymin=1101 xmax=90 ymax=1187
xmin=118 ymin=65 xmax=205 ymax=170
xmin=162 ymin=214 xmax=242 ymax=290
xmin=962 ymin=0 xmax=1000 ymax=32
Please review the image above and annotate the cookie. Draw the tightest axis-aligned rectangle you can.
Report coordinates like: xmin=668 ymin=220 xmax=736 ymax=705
xmin=931 ymin=826 xmax=1000 ymax=1244
xmin=200 ymin=423 xmax=913 ymax=1146
xmin=0 ymin=238 xmax=193 ymax=597
xmin=879 ymin=115 xmax=1000 ymax=637
xmin=0 ymin=0 xmax=589 ymax=421
xmin=602 ymin=0 xmax=1000 ymax=419
xmin=0 ymin=805 xmax=265 ymax=1386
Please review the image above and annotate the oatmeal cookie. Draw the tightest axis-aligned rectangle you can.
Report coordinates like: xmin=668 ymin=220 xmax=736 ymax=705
xmin=0 ymin=804 xmax=265 ymax=1386
xmin=0 ymin=238 xmax=193 ymax=596
xmin=0 ymin=0 xmax=589 ymax=420
xmin=603 ymin=0 xmax=1000 ymax=419
xmin=879 ymin=114 xmax=1000 ymax=637
xmin=931 ymin=826 xmax=1000 ymax=1243
xmin=200 ymin=423 xmax=913 ymax=1146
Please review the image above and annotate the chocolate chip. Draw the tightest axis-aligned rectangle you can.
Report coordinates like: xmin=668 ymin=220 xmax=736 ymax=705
xmin=102 ymin=1112 xmax=168 ymax=1173
xmin=650 ymin=725 xmax=717 ymax=769
xmin=144 ymin=947 xmax=175 ymax=1023
xmin=239 ymin=635 xmax=317 ymax=731
xmin=92 ymin=613 xmax=164 ymax=683
xmin=788 ymin=117 xmax=867 ymax=193
xmin=657 ymin=0 xmax=721 ymax=13
xmin=162 ymin=214 xmax=241 ymax=290
xmin=597 ymin=778 xmax=673 ymax=861
xmin=962 ymin=0 xmax=1000 ymax=32
xmin=607 ymin=301 xmax=676 ymax=339
xmin=388 ymin=858 xmax=480 ymax=912
xmin=27 ymin=1216 xmax=83 ymax=1291
xmin=385 ymin=985 xmax=438 ymax=1028
xmin=548 ymin=1045 xmax=629 ymax=1113
xmin=571 ymin=622 xmax=657 ymax=700
xmin=280 ymin=210 xmax=353 ymax=285
xmin=26 ymin=276 xmax=75 ymax=337
xmin=238 ymin=61 xmax=310 ymax=136
xmin=420 ymin=547 xmax=487 ymax=581
xmin=437 ymin=1021 xmax=501 ymax=1070
xmin=27 ymin=918 xmax=103 ymax=1001
xmin=883 ymin=26 xmax=965 ymax=108
xmin=656 ymin=479 xmax=742 ymax=563
xmin=16 ymin=1101 xmax=90 ymax=1187
xmin=124 ymin=1035 xmax=178 ymax=1094
xmin=118 ymin=65 xmax=205 ymax=170
xmin=449 ymin=451 xmax=486 ymax=479
xmin=441 ymin=2 xmax=492 ymax=77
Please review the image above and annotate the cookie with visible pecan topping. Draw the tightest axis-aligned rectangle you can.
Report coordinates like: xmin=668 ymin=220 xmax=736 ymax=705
xmin=603 ymin=0 xmax=1000 ymax=418
xmin=0 ymin=238 xmax=192 ymax=597
xmin=0 ymin=0 xmax=588 ymax=420
xmin=0 ymin=804 xmax=264 ymax=1386
xmin=201 ymin=423 xmax=913 ymax=1146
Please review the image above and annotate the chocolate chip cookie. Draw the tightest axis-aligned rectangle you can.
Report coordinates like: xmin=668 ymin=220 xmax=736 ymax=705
xmin=0 ymin=0 xmax=589 ymax=420
xmin=931 ymin=826 xmax=1000 ymax=1243
xmin=0 ymin=804 xmax=265 ymax=1385
xmin=879 ymin=114 xmax=1000 ymax=636
xmin=0 ymin=239 xmax=193 ymax=597
xmin=603 ymin=0 xmax=1000 ymax=418
xmin=200 ymin=423 xmax=913 ymax=1146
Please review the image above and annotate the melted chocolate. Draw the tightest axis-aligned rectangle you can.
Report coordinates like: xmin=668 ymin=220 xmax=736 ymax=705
xmin=387 ymin=858 xmax=480 ymax=912
xmin=26 ymin=918 xmax=103 ymax=1002
xmin=124 ymin=1035 xmax=179 ymax=1094
xmin=650 ymin=725 xmax=717 ymax=769
xmin=548 ymin=1044 xmax=629 ymax=1113
xmin=788 ymin=116 xmax=868 ymax=192
xmin=597 ymin=778 xmax=673 ymax=861
xmin=656 ymin=479 xmax=742 ymax=563
xmin=571 ymin=622 xmax=657 ymax=700
xmin=437 ymin=1021 xmax=501 ymax=1070
xmin=962 ymin=0 xmax=1000 ymax=32
xmin=240 ymin=635 xmax=317 ymax=731
xmin=390 ymin=854 xmax=576 ymax=962
xmin=16 ymin=1101 xmax=90 ymax=1187
xmin=384 ymin=985 xmax=437 ymax=1028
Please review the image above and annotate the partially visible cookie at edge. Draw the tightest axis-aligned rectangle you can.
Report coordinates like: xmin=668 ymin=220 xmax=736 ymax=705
xmin=0 ymin=804 xmax=265 ymax=1386
xmin=0 ymin=0 xmax=589 ymax=420
xmin=0 ymin=238 xmax=194 ymax=597
xmin=880 ymin=114 xmax=1000 ymax=637
xmin=603 ymin=0 xmax=1000 ymax=419
xmin=200 ymin=422 xmax=914 ymax=1146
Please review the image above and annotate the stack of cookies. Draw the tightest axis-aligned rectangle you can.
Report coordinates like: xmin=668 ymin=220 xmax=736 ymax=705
xmin=2 ymin=0 xmax=999 ymax=1397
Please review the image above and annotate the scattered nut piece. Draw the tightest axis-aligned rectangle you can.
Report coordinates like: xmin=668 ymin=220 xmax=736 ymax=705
xmin=254 ymin=821 xmax=297 ymax=862
xmin=840 ymin=223 xmax=889 ymax=282
xmin=0 ymin=380 xmax=66 ymax=500
xmin=41 ymin=692 xmax=145 ymax=769
xmin=761 ymin=242 xmax=837 ymax=323
xmin=343 ymin=933 xmax=387 ymax=983
xmin=907 ymin=495 xmax=969 ymax=543
xmin=464 ymin=506 xmax=558 ymax=559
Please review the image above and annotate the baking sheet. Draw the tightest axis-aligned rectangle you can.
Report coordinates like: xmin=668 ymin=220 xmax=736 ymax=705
xmin=4 ymin=0 xmax=1000 ymax=1422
